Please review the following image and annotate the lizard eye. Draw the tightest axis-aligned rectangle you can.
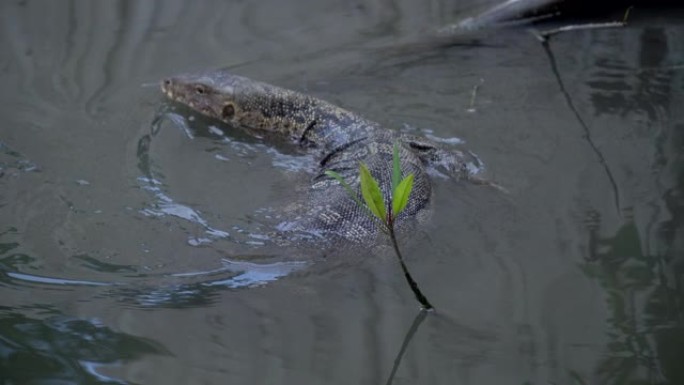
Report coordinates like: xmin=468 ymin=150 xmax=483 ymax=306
xmin=221 ymin=103 xmax=235 ymax=119
xmin=195 ymin=86 xmax=206 ymax=95
xmin=408 ymin=141 xmax=435 ymax=152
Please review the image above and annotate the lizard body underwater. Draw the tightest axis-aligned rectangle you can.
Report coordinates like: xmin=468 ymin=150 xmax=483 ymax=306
xmin=161 ymin=70 xmax=483 ymax=243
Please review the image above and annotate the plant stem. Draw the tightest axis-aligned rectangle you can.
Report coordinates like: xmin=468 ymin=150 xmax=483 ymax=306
xmin=388 ymin=225 xmax=434 ymax=310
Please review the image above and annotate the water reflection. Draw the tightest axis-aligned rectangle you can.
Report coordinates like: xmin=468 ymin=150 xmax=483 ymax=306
xmin=136 ymin=108 xmax=234 ymax=246
xmin=0 ymin=248 xmax=307 ymax=309
xmin=2 ymin=0 xmax=684 ymax=383
xmin=582 ymin=208 xmax=683 ymax=384
xmin=114 ymin=259 xmax=308 ymax=309
xmin=542 ymin=41 xmax=622 ymax=213
xmin=0 ymin=141 xmax=39 ymax=178
xmin=0 ymin=307 xmax=169 ymax=384
xmin=588 ymin=28 xmax=673 ymax=121
xmin=136 ymin=104 xmax=322 ymax=250
xmin=543 ymin=20 xmax=684 ymax=385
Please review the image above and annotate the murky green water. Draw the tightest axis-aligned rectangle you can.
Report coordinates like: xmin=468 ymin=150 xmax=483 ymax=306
xmin=1 ymin=1 xmax=683 ymax=384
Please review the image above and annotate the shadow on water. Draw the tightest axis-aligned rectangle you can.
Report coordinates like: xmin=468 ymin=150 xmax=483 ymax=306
xmin=0 ymin=306 xmax=170 ymax=384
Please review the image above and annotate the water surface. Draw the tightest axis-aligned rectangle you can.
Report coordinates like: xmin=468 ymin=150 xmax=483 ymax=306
xmin=1 ymin=1 xmax=683 ymax=384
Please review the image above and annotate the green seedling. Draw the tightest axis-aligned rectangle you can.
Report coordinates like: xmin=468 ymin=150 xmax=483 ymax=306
xmin=325 ymin=142 xmax=433 ymax=310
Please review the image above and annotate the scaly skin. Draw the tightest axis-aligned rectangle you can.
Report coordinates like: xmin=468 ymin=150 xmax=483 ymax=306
xmin=161 ymin=69 xmax=481 ymax=242
xmin=161 ymin=70 xmax=381 ymax=153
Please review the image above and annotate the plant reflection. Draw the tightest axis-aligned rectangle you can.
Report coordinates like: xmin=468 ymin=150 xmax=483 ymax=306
xmin=384 ymin=309 xmax=429 ymax=385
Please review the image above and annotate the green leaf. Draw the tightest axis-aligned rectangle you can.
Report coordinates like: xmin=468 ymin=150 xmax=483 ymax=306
xmin=359 ymin=163 xmax=387 ymax=223
xmin=324 ymin=170 xmax=365 ymax=209
xmin=392 ymin=142 xmax=401 ymax=192
xmin=325 ymin=170 xmax=386 ymax=232
xmin=325 ymin=170 xmax=354 ymax=198
xmin=392 ymin=174 xmax=414 ymax=216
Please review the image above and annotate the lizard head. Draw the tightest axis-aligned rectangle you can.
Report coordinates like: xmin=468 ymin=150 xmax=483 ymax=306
xmin=162 ymin=69 xmax=244 ymax=124
xmin=403 ymin=136 xmax=483 ymax=179
xmin=161 ymin=69 xmax=295 ymax=132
